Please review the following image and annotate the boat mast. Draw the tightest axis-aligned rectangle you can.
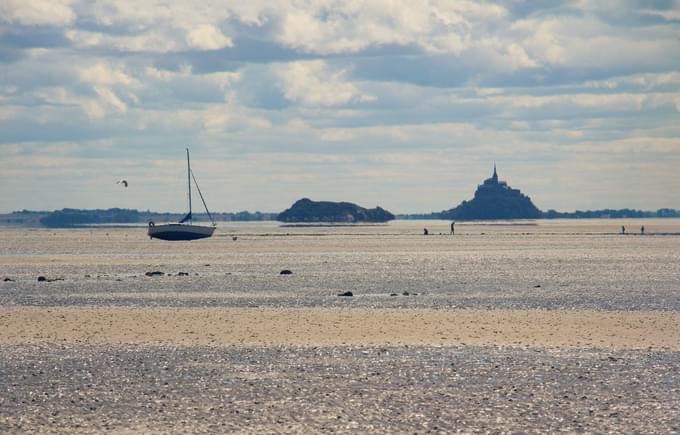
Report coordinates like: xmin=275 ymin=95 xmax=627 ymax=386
xmin=186 ymin=148 xmax=192 ymax=223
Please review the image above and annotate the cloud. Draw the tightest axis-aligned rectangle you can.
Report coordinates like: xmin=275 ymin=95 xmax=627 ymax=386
xmin=66 ymin=29 xmax=181 ymax=52
xmin=0 ymin=0 xmax=75 ymax=26
xmin=93 ymin=86 xmax=127 ymax=114
xmin=274 ymin=0 xmax=507 ymax=55
xmin=1 ymin=0 xmax=679 ymax=213
xmin=185 ymin=24 xmax=233 ymax=50
xmin=276 ymin=60 xmax=376 ymax=106
xmin=78 ymin=61 xmax=139 ymax=87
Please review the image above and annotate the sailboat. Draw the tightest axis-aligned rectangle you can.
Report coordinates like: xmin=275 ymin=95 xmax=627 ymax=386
xmin=148 ymin=149 xmax=216 ymax=241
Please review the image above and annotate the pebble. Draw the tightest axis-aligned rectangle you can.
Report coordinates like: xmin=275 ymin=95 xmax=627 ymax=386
xmin=145 ymin=271 xmax=164 ymax=277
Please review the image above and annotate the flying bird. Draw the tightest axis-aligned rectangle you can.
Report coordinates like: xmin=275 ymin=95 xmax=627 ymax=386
xmin=116 ymin=179 xmax=128 ymax=188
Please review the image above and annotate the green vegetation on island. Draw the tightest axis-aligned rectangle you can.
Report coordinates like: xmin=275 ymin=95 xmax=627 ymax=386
xmin=277 ymin=198 xmax=395 ymax=223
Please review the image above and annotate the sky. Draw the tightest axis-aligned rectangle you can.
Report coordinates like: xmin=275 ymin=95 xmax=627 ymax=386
xmin=1 ymin=0 xmax=679 ymax=214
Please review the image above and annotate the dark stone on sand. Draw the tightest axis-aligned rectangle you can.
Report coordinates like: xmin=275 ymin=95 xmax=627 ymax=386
xmin=402 ymin=291 xmax=410 ymax=296
xmin=37 ymin=276 xmax=47 ymax=282
xmin=3 ymin=277 xmax=13 ymax=282
xmin=280 ymin=270 xmax=293 ymax=275
xmin=338 ymin=291 xmax=353 ymax=297
xmin=534 ymin=285 xmax=541 ymax=288
xmin=178 ymin=272 xmax=189 ymax=276
xmin=145 ymin=271 xmax=164 ymax=277
xmin=390 ymin=293 xmax=398 ymax=296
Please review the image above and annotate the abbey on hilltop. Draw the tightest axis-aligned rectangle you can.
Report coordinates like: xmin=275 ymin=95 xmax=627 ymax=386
xmin=442 ymin=164 xmax=542 ymax=220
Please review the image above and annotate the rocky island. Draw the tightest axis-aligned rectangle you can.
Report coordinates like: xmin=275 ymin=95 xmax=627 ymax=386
xmin=277 ymin=198 xmax=395 ymax=223
xmin=443 ymin=165 xmax=541 ymax=220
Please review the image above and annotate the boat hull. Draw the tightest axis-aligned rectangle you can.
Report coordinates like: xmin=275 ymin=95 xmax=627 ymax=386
xmin=148 ymin=223 xmax=215 ymax=241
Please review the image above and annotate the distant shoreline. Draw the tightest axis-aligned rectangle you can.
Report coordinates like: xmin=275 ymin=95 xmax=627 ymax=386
xmin=1 ymin=207 xmax=679 ymax=228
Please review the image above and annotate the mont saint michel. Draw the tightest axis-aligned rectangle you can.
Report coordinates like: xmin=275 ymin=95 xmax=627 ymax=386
xmin=443 ymin=165 xmax=541 ymax=220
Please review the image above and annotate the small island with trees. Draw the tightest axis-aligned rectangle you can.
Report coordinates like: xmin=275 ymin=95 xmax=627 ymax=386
xmin=277 ymin=198 xmax=395 ymax=223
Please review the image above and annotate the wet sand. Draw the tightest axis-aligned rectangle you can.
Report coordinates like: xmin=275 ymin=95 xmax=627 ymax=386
xmin=2 ymin=307 xmax=679 ymax=350
xmin=2 ymin=343 xmax=679 ymax=433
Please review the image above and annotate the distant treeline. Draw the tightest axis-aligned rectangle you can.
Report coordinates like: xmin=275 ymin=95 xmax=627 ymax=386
xmin=5 ymin=208 xmax=277 ymax=228
xmin=542 ymin=208 xmax=680 ymax=219
xmin=398 ymin=208 xmax=680 ymax=220
xmin=39 ymin=208 xmax=142 ymax=227
xmin=3 ymin=207 xmax=680 ymax=228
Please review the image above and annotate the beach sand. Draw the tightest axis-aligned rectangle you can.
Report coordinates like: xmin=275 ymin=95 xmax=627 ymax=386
xmin=2 ymin=308 xmax=680 ymax=433
xmin=2 ymin=223 xmax=680 ymax=432
xmin=2 ymin=307 xmax=678 ymax=350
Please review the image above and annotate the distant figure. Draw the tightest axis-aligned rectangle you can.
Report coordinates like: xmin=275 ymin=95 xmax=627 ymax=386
xmin=450 ymin=221 xmax=455 ymax=235
xmin=116 ymin=179 xmax=128 ymax=188
xmin=621 ymin=225 xmax=626 ymax=234
xmin=423 ymin=228 xmax=429 ymax=235
xmin=641 ymin=225 xmax=645 ymax=235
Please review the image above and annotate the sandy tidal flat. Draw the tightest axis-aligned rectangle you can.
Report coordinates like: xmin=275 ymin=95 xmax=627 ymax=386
xmin=1 ymin=221 xmax=680 ymax=432
xmin=1 ymin=306 xmax=679 ymax=350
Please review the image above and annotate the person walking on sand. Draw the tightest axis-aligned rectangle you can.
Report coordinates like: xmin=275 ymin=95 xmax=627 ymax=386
xmin=450 ymin=221 xmax=455 ymax=235
xmin=621 ymin=225 xmax=626 ymax=234
xmin=423 ymin=228 xmax=429 ymax=235
xmin=641 ymin=225 xmax=645 ymax=235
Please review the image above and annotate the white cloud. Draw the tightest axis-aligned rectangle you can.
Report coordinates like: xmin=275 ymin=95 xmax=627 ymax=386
xmin=277 ymin=61 xmax=376 ymax=106
xmin=67 ymin=29 xmax=181 ymax=52
xmin=200 ymin=105 xmax=273 ymax=134
xmin=185 ymin=24 xmax=233 ymax=50
xmin=1 ymin=0 xmax=679 ymax=212
xmin=319 ymin=129 xmax=354 ymax=142
xmin=93 ymin=87 xmax=127 ymax=114
xmin=0 ymin=0 xmax=75 ymax=26
xmin=78 ymin=62 xmax=139 ymax=87
xmin=506 ymin=43 xmax=538 ymax=69
xmin=274 ymin=0 xmax=506 ymax=55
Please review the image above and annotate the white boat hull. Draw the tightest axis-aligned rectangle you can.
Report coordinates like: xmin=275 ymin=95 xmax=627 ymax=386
xmin=148 ymin=223 xmax=215 ymax=241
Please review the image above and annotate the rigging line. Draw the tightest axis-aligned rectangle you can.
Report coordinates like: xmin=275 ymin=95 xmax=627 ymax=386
xmin=186 ymin=148 xmax=192 ymax=222
xmin=190 ymin=169 xmax=216 ymax=226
